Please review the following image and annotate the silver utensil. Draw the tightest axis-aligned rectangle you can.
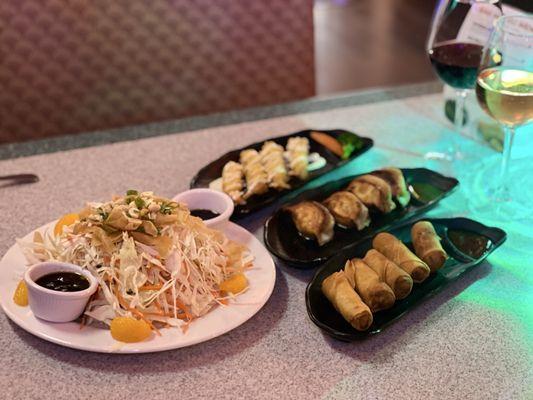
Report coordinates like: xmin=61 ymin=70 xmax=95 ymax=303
xmin=0 ymin=174 xmax=39 ymax=188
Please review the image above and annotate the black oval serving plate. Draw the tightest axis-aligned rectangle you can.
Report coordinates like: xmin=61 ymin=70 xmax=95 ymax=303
xmin=190 ymin=129 xmax=373 ymax=218
xmin=306 ymin=217 xmax=506 ymax=341
xmin=264 ymin=168 xmax=459 ymax=267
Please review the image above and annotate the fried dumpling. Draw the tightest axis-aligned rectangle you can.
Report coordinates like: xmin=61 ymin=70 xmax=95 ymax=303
xmin=260 ymin=141 xmax=290 ymax=190
xmin=347 ymin=174 xmax=396 ymax=213
xmin=286 ymin=201 xmax=334 ymax=246
xmin=222 ymin=161 xmax=245 ymax=205
xmin=240 ymin=149 xmax=269 ymax=199
xmin=371 ymin=167 xmax=410 ymax=207
xmin=322 ymin=191 xmax=370 ymax=230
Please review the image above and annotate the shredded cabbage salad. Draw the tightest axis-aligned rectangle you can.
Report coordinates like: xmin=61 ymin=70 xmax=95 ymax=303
xmin=19 ymin=191 xmax=253 ymax=333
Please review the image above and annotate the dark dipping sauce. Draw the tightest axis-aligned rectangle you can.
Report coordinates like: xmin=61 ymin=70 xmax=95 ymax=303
xmin=190 ymin=209 xmax=220 ymax=220
xmin=447 ymin=229 xmax=491 ymax=259
xmin=35 ymin=272 xmax=90 ymax=292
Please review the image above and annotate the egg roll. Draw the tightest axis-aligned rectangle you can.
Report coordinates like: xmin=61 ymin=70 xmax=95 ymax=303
xmin=286 ymin=137 xmax=309 ymax=180
xmin=363 ymin=249 xmax=413 ymax=300
xmin=343 ymin=259 xmax=396 ymax=312
xmin=321 ymin=271 xmax=373 ymax=331
xmin=372 ymin=232 xmax=430 ymax=283
xmin=240 ymin=149 xmax=269 ymax=199
xmin=411 ymin=221 xmax=448 ymax=272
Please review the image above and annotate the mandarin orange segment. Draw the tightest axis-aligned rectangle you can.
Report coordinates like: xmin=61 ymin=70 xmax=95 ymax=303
xmin=110 ymin=317 xmax=152 ymax=343
xmin=219 ymin=273 xmax=248 ymax=294
xmin=13 ymin=280 xmax=28 ymax=306
xmin=54 ymin=213 xmax=80 ymax=236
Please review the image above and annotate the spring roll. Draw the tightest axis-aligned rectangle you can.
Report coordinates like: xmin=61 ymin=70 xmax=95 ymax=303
xmin=260 ymin=141 xmax=290 ymax=190
xmin=240 ymin=149 xmax=269 ymax=199
xmin=411 ymin=221 xmax=448 ymax=272
xmin=363 ymin=249 xmax=413 ymax=300
xmin=321 ymin=271 xmax=373 ymax=331
xmin=286 ymin=137 xmax=309 ymax=180
xmin=343 ymin=259 xmax=396 ymax=312
xmin=222 ymin=161 xmax=245 ymax=205
xmin=372 ymin=232 xmax=430 ymax=283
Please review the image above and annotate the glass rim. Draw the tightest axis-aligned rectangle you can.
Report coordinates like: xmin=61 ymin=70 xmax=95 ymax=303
xmin=493 ymin=15 xmax=533 ymax=38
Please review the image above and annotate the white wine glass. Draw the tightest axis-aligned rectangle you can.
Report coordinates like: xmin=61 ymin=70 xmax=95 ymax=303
xmin=426 ymin=0 xmax=502 ymax=161
xmin=475 ymin=15 xmax=533 ymax=205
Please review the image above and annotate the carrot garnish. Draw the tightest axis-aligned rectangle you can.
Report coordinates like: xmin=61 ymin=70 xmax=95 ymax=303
xmin=139 ymin=284 xmax=163 ymax=291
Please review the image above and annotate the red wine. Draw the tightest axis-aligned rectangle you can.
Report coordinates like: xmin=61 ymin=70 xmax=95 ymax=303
xmin=429 ymin=42 xmax=483 ymax=89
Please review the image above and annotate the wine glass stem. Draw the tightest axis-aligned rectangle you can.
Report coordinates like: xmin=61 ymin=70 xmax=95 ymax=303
xmin=454 ymin=90 xmax=467 ymax=135
xmin=451 ymin=90 xmax=467 ymax=157
xmin=497 ymin=125 xmax=516 ymax=201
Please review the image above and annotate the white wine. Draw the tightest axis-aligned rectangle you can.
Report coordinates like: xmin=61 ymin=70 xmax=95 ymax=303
xmin=476 ymin=67 xmax=533 ymax=126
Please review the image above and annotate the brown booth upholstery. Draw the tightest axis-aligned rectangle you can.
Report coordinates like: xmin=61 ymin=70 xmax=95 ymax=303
xmin=0 ymin=0 xmax=315 ymax=143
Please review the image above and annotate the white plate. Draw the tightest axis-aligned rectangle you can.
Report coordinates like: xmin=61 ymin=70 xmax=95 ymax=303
xmin=0 ymin=221 xmax=276 ymax=353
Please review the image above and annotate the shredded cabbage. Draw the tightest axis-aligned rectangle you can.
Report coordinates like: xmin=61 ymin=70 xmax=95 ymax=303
xmin=18 ymin=191 xmax=253 ymax=332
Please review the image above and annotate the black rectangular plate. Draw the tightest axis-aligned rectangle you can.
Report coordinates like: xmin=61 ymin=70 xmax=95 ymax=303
xmin=306 ymin=217 xmax=506 ymax=341
xmin=264 ymin=168 xmax=459 ymax=267
xmin=190 ymin=129 xmax=373 ymax=218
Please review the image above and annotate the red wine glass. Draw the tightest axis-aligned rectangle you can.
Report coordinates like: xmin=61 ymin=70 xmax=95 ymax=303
xmin=426 ymin=0 xmax=502 ymax=161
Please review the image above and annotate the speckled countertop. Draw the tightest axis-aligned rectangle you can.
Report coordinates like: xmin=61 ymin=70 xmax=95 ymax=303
xmin=1 ymin=83 xmax=531 ymax=400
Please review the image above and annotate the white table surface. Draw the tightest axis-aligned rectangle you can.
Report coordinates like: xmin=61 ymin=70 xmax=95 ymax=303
xmin=0 ymin=89 xmax=531 ymax=400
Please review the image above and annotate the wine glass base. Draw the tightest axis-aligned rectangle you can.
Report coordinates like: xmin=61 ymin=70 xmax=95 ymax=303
xmin=423 ymin=149 xmax=465 ymax=162
xmin=462 ymin=155 xmax=533 ymax=222
xmin=424 ymin=134 xmax=469 ymax=163
xmin=424 ymin=151 xmax=453 ymax=162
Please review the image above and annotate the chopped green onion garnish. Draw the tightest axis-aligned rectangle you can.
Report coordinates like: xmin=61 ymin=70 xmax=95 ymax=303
xmin=126 ymin=190 xmax=138 ymax=196
xmin=135 ymin=197 xmax=145 ymax=209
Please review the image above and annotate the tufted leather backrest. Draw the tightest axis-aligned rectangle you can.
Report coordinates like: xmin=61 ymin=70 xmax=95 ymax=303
xmin=0 ymin=0 xmax=315 ymax=143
